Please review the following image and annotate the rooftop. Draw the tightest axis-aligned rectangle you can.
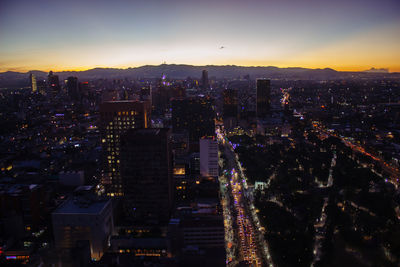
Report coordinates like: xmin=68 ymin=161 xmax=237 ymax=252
xmin=53 ymin=194 xmax=110 ymax=215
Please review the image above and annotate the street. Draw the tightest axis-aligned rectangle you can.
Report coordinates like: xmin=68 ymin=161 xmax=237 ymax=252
xmin=217 ymin=128 xmax=274 ymax=267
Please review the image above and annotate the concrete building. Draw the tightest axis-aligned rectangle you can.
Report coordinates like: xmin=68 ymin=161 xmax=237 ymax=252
xmin=200 ymin=137 xmax=219 ymax=178
xmin=52 ymin=186 xmax=114 ymax=260
xmin=180 ymin=216 xmax=225 ymax=249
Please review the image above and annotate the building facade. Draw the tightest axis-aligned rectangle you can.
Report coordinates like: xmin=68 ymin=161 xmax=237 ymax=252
xmin=120 ymin=128 xmax=173 ymax=224
xmin=100 ymin=100 xmax=151 ymax=196
xmin=171 ymin=97 xmax=215 ymax=144
xmin=52 ymin=187 xmax=114 ymax=261
xmin=200 ymin=137 xmax=219 ymax=178
xmin=30 ymin=73 xmax=37 ymax=93
xmin=256 ymin=78 xmax=271 ymax=118
xmin=66 ymin=76 xmax=79 ymax=101
xmin=48 ymin=71 xmax=60 ymax=97
xmin=201 ymin=70 xmax=209 ymax=89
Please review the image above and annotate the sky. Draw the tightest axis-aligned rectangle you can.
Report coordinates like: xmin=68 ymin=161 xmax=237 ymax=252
xmin=0 ymin=0 xmax=399 ymax=72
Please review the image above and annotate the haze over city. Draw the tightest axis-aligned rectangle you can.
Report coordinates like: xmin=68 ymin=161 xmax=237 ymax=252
xmin=1 ymin=0 xmax=400 ymax=72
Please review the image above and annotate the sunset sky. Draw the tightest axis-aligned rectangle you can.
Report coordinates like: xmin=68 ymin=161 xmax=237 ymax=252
xmin=0 ymin=0 xmax=399 ymax=72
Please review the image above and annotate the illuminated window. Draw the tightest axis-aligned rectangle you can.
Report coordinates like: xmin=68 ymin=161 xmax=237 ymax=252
xmin=173 ymin=167 xmax=185 ymax=175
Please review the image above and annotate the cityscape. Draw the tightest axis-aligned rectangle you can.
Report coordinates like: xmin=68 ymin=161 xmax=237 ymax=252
xmin=1 ymin=0 xmax=400 ymax=267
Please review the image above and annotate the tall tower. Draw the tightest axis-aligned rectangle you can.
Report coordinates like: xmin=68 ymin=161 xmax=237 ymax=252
xmin=48 ymin=71 xmax=60 ymax=97
xmin=30 ymin=73 xmax=37 ymax=93
xmin=256 ymin=78 xmax=271 ymax=118
xmin=100 ymin=100 xmax=151 ymax=196
xmin=201 ymin=69 xmax=209 ymax=89
xmin=120 ymin=128 xmax=173 ymax=224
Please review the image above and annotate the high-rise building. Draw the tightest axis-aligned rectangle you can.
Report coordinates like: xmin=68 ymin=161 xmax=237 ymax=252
xmin=256 ymin=78 xmax=271 ymax=118
xmin=79 ymin=81 xmax=90 ymax=98
xmin=200 ymin=137 xmax=219 ymax=178
xmin=201 ymin=70 xmax=209 ymax=89
xmin=48 ymin=71 xmax=60 ymax=97
xmin=120 ymin=128 xmax=173 ymax=224
xmin=66 ymin=76 xmax=79 ymax=101
xmin=100 ymin=100 xmax=151 ymax=196
xmin=29 ymin=73 xmax=37 ymax=93
xmin=36 ymin=79 xmax=47 ymax=95
xmin=171 ymin=97 xmax=215 ymax=144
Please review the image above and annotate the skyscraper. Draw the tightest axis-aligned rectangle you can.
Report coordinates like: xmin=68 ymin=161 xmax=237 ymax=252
xmin=66 ymin=76 xmax=79 ymax=101
xmin=79 ymin=81 xmax=90 ymax=100
xmin=47 ymin=71 xmax=60 ymax=97
xmin=37 ymin=79 xmax=47 ymax=95
xmin=256 ymin=78 xmax=271 ymax=118
xmin=171 ymin=97 xmax=215 ymax=144
xmin=30 ymin=73 xmax=37 ymax=93
xmin=201 ymin=70 xmax=209 ymax=89
xmin=100 ymin=100 xmax=151 ymax=196
xmin=120 ymin=128 xmax=173 ymax=224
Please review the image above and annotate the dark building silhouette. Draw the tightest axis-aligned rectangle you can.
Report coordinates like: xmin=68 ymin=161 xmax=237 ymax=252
xmin=152 ymin=85 xmax=170 ymax=115
xmin=100 ymin=100 xmax=151 ymax=196
xmin=47 ymin=71 xmax=60 ymax=97
xmin=139 ymin=85 xmax=152 ymax=103
xmin=78 ymin=81 xmax=90 ymax=100
xmin=256 ymin=78 xmax=271 ymax=118
xmin=171 ymin=85 xmax=186 ymax=99
xmin=223 ymin=89 xmax=238 ymax=118
xmin=0 ymin=184 xmax=49 ymax=241
xmin=171 ymin=97 xmax=215 ymax=144
xmin=36 ymin=79 xmax=47 ymax=95
xmin=66 ymin=76 xmax=79 ymax=101
xmin=201 ymin=70 xmax=209 ymax=89
xmin=120 ymin=128 xmax=173 ymax=224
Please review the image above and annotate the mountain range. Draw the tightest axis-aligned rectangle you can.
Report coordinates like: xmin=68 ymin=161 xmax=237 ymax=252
xmin=1 ymin=64 xmax=399 ymax=88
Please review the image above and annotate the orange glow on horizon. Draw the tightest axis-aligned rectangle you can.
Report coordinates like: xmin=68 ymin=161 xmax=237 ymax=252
xmin=2 ymin=62 xmax=399 ymax=73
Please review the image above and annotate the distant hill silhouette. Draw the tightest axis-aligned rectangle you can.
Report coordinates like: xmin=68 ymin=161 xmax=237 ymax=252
xmin=0 ymin=64 xmax=399 ymax=88
xmin=363 ymin=67 xmax=389 ymax=73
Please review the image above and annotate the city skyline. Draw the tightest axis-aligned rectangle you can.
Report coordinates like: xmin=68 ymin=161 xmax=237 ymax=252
xmin=1 ymin=0 xmax=400 ymax=72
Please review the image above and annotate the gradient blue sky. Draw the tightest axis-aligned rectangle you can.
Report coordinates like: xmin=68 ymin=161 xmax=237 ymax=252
xmin=0 ymin=0 xmax=399 ymax=72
